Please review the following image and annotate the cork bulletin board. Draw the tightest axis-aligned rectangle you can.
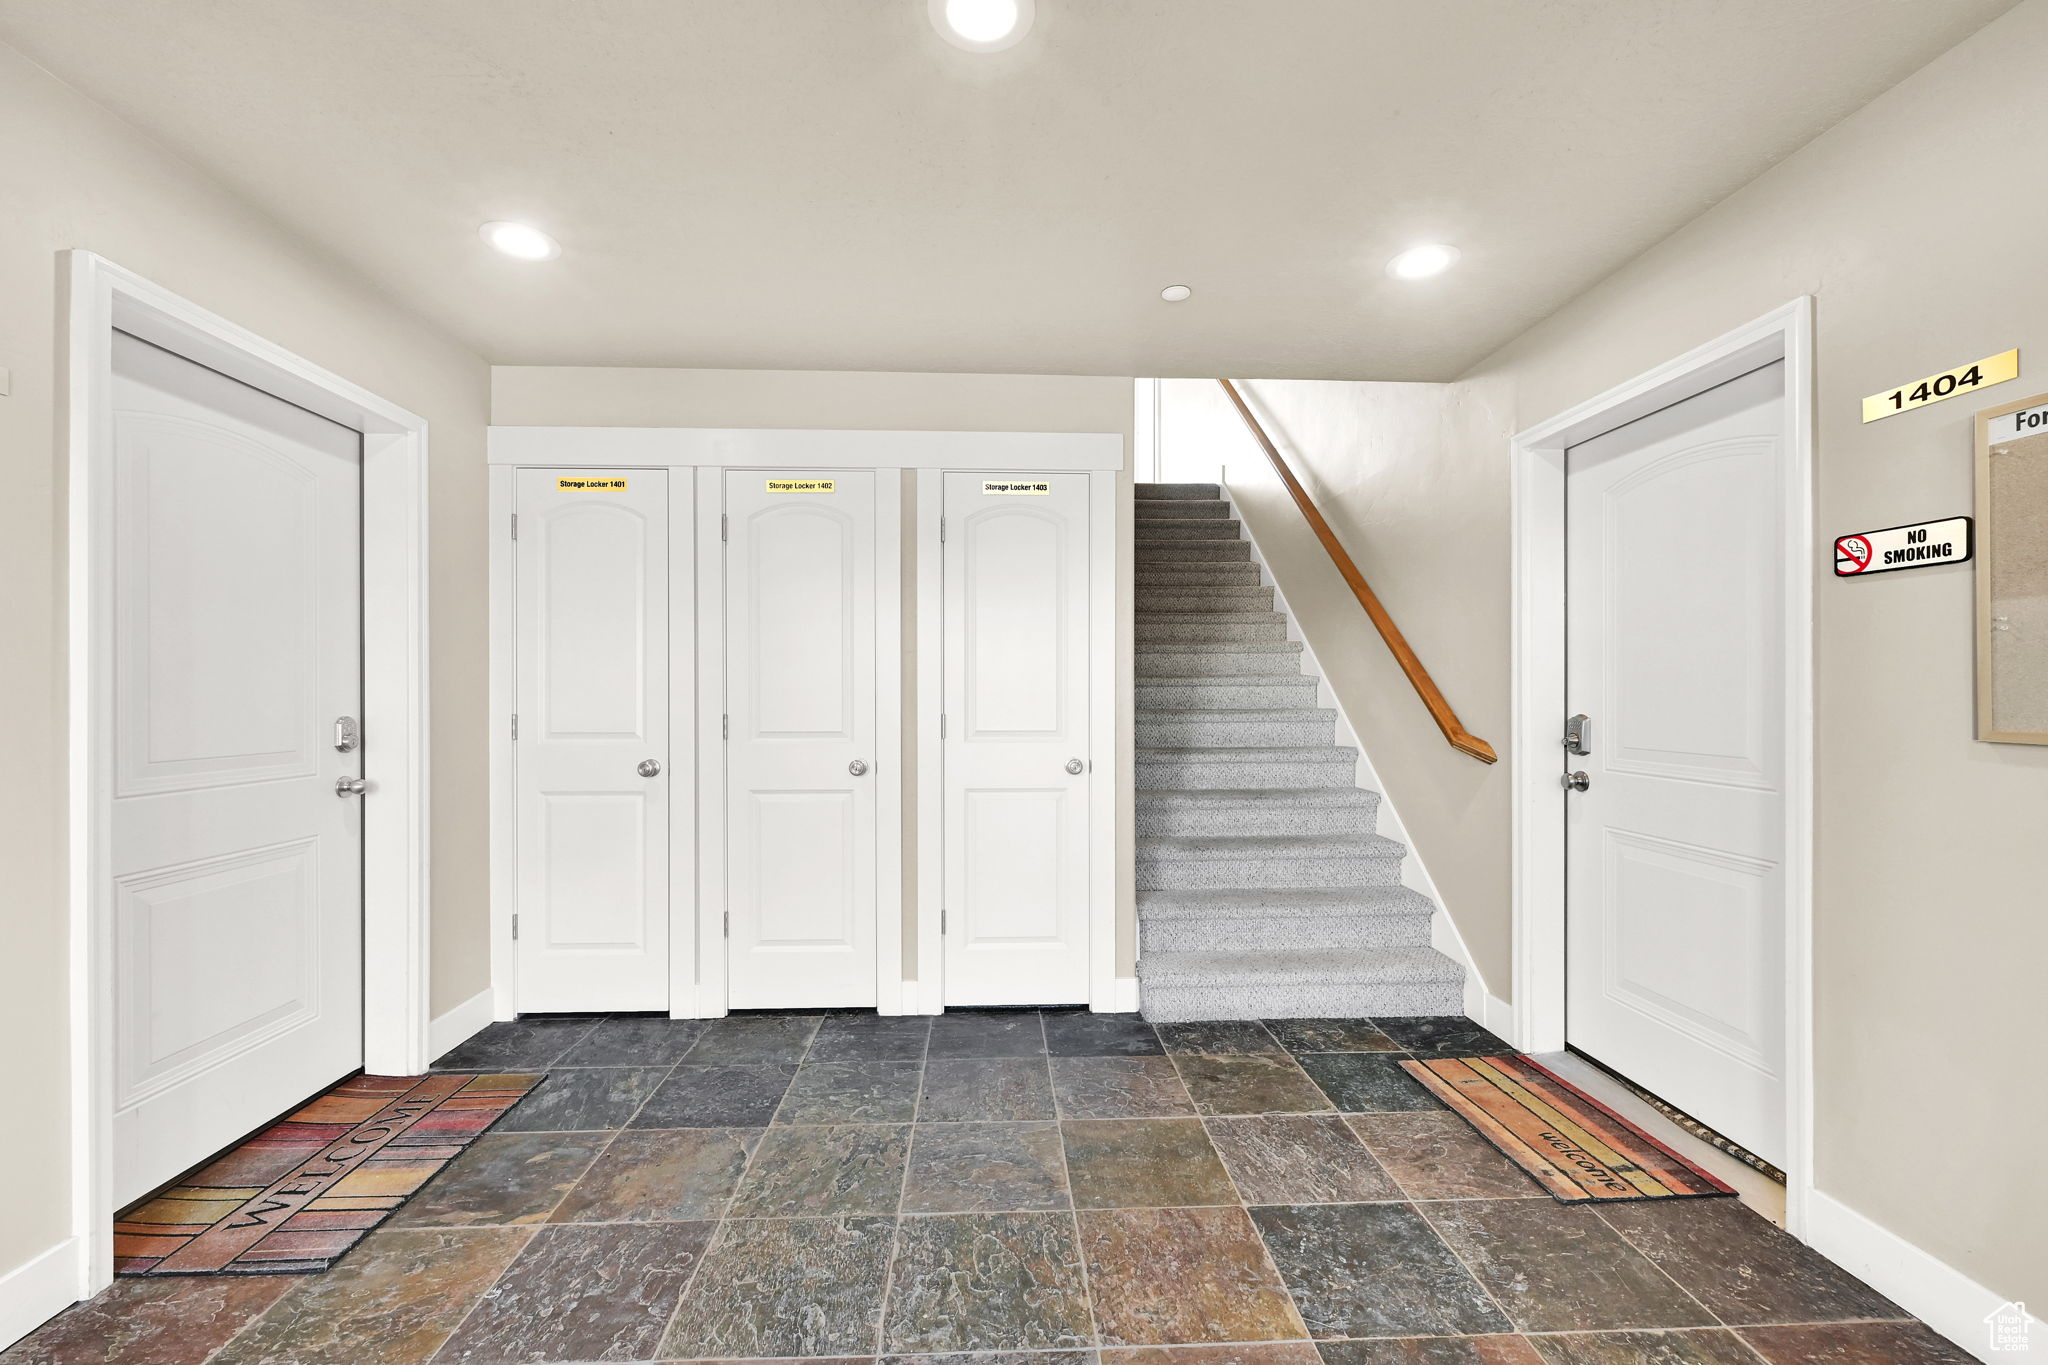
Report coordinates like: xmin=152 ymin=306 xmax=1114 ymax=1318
xmin=1976 ymin=391 xmax=2048 ymax=743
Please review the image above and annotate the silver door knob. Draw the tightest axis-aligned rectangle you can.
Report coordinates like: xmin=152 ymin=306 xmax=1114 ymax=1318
xmin=638 ymin=759 xmax=662 ymax=778
xmin=1065 ymin=758 xmax=1086 ymax=775
xmin=848 ymin=759 xmax=869 ymax=776
xmin=335 ymin=777 xmax=368 ymax=798
xmin=1561 ymin=770 xmax=1590 ymax=792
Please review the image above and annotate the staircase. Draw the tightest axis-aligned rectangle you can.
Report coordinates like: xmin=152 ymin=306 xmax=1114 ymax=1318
xmin=1133 ymin=482 xmax=1467 ymax=1022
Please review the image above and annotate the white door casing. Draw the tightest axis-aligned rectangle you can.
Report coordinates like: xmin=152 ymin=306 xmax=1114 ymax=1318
xmin=513 ymin=470 xmax=671 ymax=1013
xmin=724 ymin=471 xmax=880 ymax=1009
xmin=1564 ymin=361 xmax=1788 ymax=1165
xmin=108 ymin=332 xmax=364 ymax=1205
xmin=941 ymin=473 xmax=1093 ymax=1006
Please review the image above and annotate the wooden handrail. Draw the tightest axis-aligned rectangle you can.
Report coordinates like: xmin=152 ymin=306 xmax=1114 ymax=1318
xmin=1217 ymin=378 xmax=1497 ymax=764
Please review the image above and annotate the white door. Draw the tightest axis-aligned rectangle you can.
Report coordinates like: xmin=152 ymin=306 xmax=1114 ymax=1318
xmin=725 ymin=472 xmax=879 ymax=1009
xmin=514 ymin=471 xmax=671 ymax=1013
xmin=942 ymin=473 xmax=1092 ymax=1006
xmin=109 ymin=332 xmax=363 ymax=1204
xmin=1565 ymin=361 xmax=1788 ymax=1165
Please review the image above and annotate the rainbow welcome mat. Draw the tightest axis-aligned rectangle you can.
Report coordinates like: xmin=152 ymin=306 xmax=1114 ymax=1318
xmin=115 ymin=1072 xmax=542 ymax=1275
xmin=1401 ymin=1054 xmax=1736 ymax=1203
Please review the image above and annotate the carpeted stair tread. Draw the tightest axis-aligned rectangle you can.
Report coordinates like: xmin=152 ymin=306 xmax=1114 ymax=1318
xmin=1139 ymin=787 xmax=1379 ymax=808
xmin=1137 ymin=946 xmax=1464 ymax=987
xmin=1138 ymin=884 xmax=1434 ymax=918
xmin=1137 ymin=833 xmax=1405 ymax=863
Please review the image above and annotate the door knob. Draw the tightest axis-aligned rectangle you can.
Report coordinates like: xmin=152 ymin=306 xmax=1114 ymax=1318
xmin=1561 ymin=770 xmax=1590 ymax=792
xmin=848 ymin=759 xmax=869 ymax=776
xmin=638 ymin=759 xmax=662 ymax=777
xmin=1065 ymin=758 xmax=1086 ymax=775
xmin=335 ymin=777 xmax=368 ymax=798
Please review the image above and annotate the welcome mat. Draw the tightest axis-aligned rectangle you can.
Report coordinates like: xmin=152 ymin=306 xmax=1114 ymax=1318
xmin=1401 ymin=1054 xmax=1736 ymax=1203
xmin=115 ymin=1071 xmax=543 ymax=1275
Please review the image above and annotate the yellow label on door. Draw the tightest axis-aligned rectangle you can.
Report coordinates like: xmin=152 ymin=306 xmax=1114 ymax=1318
xmin=556 ymin=477 xmax=629 ymax=491
xmin=983 ymin=480 xmax=1051 ymax=495
xmin=766 ymin=479 xmax=835 ymax=494
xmin=1863 ymin=349 xmax=2018 ymax=422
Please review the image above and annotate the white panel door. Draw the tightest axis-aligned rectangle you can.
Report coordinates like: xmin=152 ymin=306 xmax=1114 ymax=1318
xmin=725 ymin=472 xmax=879 ymax=1008
xmin=109 ymin=332 xmax=363 ymax=1204
xmin=1565 ymin=361 xmax=1788 ymax=1165
xmin=514 ymin=470 xmax=670 ymax=1012
xmin=942 ymin=473 xmax=1092 ymax=1006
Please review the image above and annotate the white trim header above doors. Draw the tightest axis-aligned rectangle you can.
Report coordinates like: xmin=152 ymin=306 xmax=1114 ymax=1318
xmin=488 ymin=425 xmax=1125 ymax=470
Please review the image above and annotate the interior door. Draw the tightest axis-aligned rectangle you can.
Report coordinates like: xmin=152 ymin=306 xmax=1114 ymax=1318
xmin=1565 ymin=361 xmax=1788 ymax=1165
xmin=724 ymin=471 xmax=879 ymax=1009
xmin=514 ymin=470 xmax=670 ymax=1013
xmin=942 ymin=473 xmax=1092 ymax=1006
xmin=109 ymin=332 xmax=363 ymax=1204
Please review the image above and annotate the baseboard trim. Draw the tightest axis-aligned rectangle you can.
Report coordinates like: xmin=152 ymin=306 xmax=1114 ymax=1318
xmin=1472 ymin=991 xmax=1516 ymax=1045
xmin=1803 ymin=1189 xmax=2010 ymax=1363
xmin=0 ymin=1238 xmax=80 ymax=1352
xmin=1101 ymin=977 xmax=1140 ymax=1013
xmin=427 ymin=987 xmax=497 ymax=1064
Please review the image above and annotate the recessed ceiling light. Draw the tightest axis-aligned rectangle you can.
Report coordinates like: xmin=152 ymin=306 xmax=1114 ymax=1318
xmin=931 ymin=0 xmax=1033 ymax=51
xmin=1386 ymin=243 xmax=1460 ymax=280
xmin=1160 ymin=284 xmax=1193 ymax=303
xmin=480 ymin=221 xmax=561 ymax=261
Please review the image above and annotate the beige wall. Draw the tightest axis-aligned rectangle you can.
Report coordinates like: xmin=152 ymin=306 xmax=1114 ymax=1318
xmin=0 ymin=45 xmax=491 ymax=1287
xmin=1167 ymin=2 xmax=2048 ymax=1307
xmin=490 ymin=366 xmax=1139 ymax=979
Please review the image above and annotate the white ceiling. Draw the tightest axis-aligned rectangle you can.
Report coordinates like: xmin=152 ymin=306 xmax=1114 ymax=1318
xmin=0 ymin=0 xmax=2013 ymax=378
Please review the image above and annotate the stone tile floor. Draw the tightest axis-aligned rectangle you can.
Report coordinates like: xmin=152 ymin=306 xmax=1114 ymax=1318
xmin=7 ymin=1011 xmax=1974 ymax=1364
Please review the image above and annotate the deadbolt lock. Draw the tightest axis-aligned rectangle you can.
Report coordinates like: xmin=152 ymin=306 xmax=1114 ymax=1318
xmin=1563 ymin=713 xmax=1592 ymax=756
xmin=334 ymin=716 xmax=360 ymax=753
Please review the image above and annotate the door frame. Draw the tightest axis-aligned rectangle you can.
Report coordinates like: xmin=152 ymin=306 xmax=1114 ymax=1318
xmin=915 ymin=468 xmax=1122 ymax=1013
xmin=65 ymin=252 xmax=433 ymax=1296
xmin=1507 ymin=296 xmax=1815 ymax=1232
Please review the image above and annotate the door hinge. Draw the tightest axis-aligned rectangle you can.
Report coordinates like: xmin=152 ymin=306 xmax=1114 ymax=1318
xmin=511 ymin=713 xmax=519 ymax=741
xmin=722 ymin=713 xmax=729 ymax=740
xmin=723 ymin=910 xmax=730 ymax=938
xmin=511 ymin=913 xmax=520 ymax=941
xmin=940 ymin=713 xmax=947 ymax=738
xmin=721 ymin=513 xmax=728 ymax=542
xmin=940 ymin=909 xmax=948 ymax=935
xmin=510 ymin=512 xmax=518 ymax=540
xmin=939 ymin=516 xmax=946 ymax=543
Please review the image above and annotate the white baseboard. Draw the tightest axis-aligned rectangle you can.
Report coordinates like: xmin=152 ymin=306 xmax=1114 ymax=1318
xmin=0 ymin=1238 xmax=81 ymax=1352
xmin=427 ymin=987 xmax=497 ymax=1064
xmin=1099 ymin=977 xmax=1140 ymax=1013
xmin=1803 ymin=1189 xmax=2011 ymax=1363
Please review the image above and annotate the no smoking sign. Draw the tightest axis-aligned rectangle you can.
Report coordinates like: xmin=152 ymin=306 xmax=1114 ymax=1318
xmin=1834 ymin=516 xmax=1972 ymax=577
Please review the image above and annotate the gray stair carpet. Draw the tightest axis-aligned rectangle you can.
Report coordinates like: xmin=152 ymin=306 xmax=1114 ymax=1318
xmin=1133 ymin=481 xmax=1465 ymax=1022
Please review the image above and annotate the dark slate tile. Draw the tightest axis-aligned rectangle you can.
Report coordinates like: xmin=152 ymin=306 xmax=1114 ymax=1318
xmin=1062 ymin=1118 xmax=1238 ymax=1209
xmin=1204 ymin=1114 xmax=1400 ymax=1204
xmin=1248 ymin=1202 xmax=1511 ymax=1339
xmin=685 ymin=1013 xmax=822 ymax=1064
xmin=1422 ymin=1198 xmax=1717 ymax=1332
xmin=0 ymin=1274 xmax=294 ymax=1365
xmin=662 ymin=1216 xmax=898 ymax=1359
xmin=554 ymin=1013 xmax=706 ymax=1066
xmin=1262 ymin=1019 xmax=1403 ymax=1054
xmin=1345 ymin=1112 xmax=1544 ymax=1200
xmin=433 ymin=1220 xmax=712 ymax=1363
xmin=1175 ymin=1053 xmax=1334 ymax=1115
xmin=1157 ymin=1021 xmax=1288 ymax=1056
xmin=729 ymin=1123 xmax=911 ymax=1217
xmin=882 ymin=1211 xmax=1094 ymax=1352
xmin=490 ymin=1065 xmax=666 ymax=1132
xmin=385 ymin=1131 xmax=606 ymax=1227
xmin=549 ymin=1127 xmax=759 ymax=1223
xmin=893 ymin=1355 xmax=1097 ymax=1365
xmin=1080 ymin=1206 xmax=1307 ymax=1346
xmin=207 ymin=1227 xmax=529 ymax=1365
xmin=630 ymin=1063 xmax=796 ymax=1128
xmin=1043 ymin=1010 xmax=1165 ymax=1056
xmin=928 ymin=1009 xmax=1048 ymax=1058
xmin=1371 ymin=1016 xmax=1513 ymax=1058
xmin=1525 ymin=1330 xmax=1760 ymax=1364
xmin=811 ymin=1013 xmax=935 ymax=1062
xmin=1052 ymin=1056 xmax=1197 ymax=1118
xmin=1738 ymin=1321 xmax=1982 ymax=1363
xmin=775 ymin=1060 xmax=925 ymax=1124
xmin=1594 ymin=1198 xmax=1905 ymax=1325
xmin=1104 ymin=1348 xmax=1325 ymax=1365
xmin=1317 ymin=1339 xmax=1547 ymax=1365
xmin=1297 ymin=1054 xmax=1446 ymax=1113
xmin=902 ymin=1121 xmax=1070 ymax=1213
xmin=431 ymin=1016 xmax=600 ymax=1071
xmin=921 ymin=1056 xmax=1056 ymax=1121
